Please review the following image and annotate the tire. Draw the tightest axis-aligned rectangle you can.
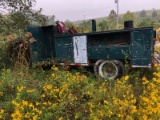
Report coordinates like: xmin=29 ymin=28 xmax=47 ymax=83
xmin=112 ymin=60 xmax=124 ymax=77
xmin=98 ymin=60 xmax=119 ymax=80
xmin=94 ymin=60 xmax=104 ymax=77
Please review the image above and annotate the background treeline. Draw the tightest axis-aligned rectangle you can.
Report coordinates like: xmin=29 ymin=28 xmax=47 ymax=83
xmin=65 ymin=9 xmax=160 ymax=33
xmin=0 ymin=1 xmax=159 ymax=35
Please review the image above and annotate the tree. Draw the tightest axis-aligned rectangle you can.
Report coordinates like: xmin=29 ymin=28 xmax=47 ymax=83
xmin=0 ymin=0 xmax=49 ymax=34
xmin=122 ymin=11 xmax=135 ymax=23
xmin=137 ymin=18 xmax=150 ymax=27
xmin=139 ymin=10 xmax=147 ymax=18
xmin=107 ymin=10 xmax=117 ymax=30
xmin=152 ymin=10 xmax=158 ymax=19
xmin=98 ymin=20 xmax=109 ymax=31
xmin=64 ymin=20 xmax=75 ymax=29
xmin=0 ymin=0 xmax=36 ymax=13
xmin=79 ymin=20 xmax=92 ymax=33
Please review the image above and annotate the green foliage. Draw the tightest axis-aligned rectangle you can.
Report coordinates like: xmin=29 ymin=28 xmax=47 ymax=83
xmin=136 ymin=18 xmax=151 ymax=27
xmin=152 ymin=10 xmax=158 ymax=18
xmin=0 ymin=31 xmax=36 ymax=70
xmin=0 ymin=0 xmax=36 ymax=12
xmin=64 ymin=20 xmax=75 ymax=29
xmin=0 ymin=41 xmax=11 ymax=69
xmin=108 ymin=10 xmax=117 ymax=20
xmin=107 ymin=10 xmax=117 ymax=30
xmin=136 ymin=17 xmax=159 ymax=28
xmin=5 ymin=12 xmax=30 ymax=34
xmin=0 ymin=0 xmax=49 ymax=35
xmin=122 ymin=11 xmax=136 ymax=23
xmin=98 ymin=20 xmax=109 ymax=31
xmin=79 ymin=20 xmax=92 ymax=33
xmin=75 ymin=9 xmax=160 ymax=30
xmin=139 ymin=10 xmax=147 ymax=18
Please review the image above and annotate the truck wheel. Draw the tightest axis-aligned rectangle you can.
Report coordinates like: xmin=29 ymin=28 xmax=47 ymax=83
xmin=94 ymin=60 xmax=104 ymax=77
xmin=112 ymin=60 xmax=124 ymax=77
xmin=98 ymin=60 xmax=119 ymax=80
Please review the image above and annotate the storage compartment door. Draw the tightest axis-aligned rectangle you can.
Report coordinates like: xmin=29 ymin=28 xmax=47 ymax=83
xmin=55 ymin=37 xmax=73 ymax=63
xmin=131 ymin=30 xmax=153 ymax=67
xmin=73 ymin=36 xmax=88 ymax=64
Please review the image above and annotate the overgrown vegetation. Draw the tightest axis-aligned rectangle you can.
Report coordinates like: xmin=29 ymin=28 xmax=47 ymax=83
xmin=0 ymin=1 xmax=160 ymax=119
xmin=0 ymin=0 xmax=51 ymax=37
xmin=0 ymin=64 xmax=160 ymax=119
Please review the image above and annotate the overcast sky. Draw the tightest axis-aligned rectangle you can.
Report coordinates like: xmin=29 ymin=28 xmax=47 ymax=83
xmin=35 ymin=0 xmax=160 ymax=21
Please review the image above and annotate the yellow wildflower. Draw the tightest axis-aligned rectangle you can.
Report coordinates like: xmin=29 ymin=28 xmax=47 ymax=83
xmin=11 ymin=109 xmax=22 ymax=119
xmin=0 ymin=92 xmax=3 ymax=96
xmin=29 ymin=103 xmax=34 ymax=108
xmin=36 ymin=102 xmax=40 ymax=106
xmin=124 ymin=75 xmax=129 ymax=81
xmin=52 ymin=66 xmax=59 ymax=71
xmin=131 ymin=106 xmax=137 ymax=113
xmin=41 ymin=94 xmax=45 ymax=98
xmin=0 ymin=109 xmax=4 ymax=118
xmin=22 ymin=100 xmax=28 ymax=106
xmin=142 ymin=97 xmax=149 ymax=103
xmin=54 ymin=88 xmax=59 ymax=92
xmin=51 ymin=73 xmax=55 ymax=77
xmin=142 ymin=115 xmax=148 ymax=120
xmin=17 ymin=86 xmax=25 ymax=92
xmin=33 ymin=115 xmax=38 ymax=120
xmin=0 ymin=109 xmax=4 ymax=114
xmin=38 ymin=110 xmax=42 ymax=115
xmin=42 ymin=102 xmax=47 ymax=105
xmin=142 ymin=80 xmax=149 ymax=85
xmin=52 ymin=103 xmax=57 ymax=107
xmin=43 ymin=84 xmax=52 ymax=91
xmin=59 ymin=117 xmax=63 ymax=120
xmin=26 ymin=89 xmax=34 ymax=93
xmin=46 ymin=84 xmax=52 ymax=90
xmin=104 ymin=100 xmax=108 ymax=105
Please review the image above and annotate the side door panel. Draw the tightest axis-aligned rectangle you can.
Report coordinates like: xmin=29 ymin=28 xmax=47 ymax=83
xmin=131 ymin=30 xmax=153 ymax=67
xmin=55 ymin=37 xmax=73 ymax=63
xmin=73 ymin=36 xmax=88 ymax=64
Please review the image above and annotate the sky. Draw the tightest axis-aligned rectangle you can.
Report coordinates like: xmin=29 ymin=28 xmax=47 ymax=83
xmin=35 ymin=0 xmax=160 ymax=21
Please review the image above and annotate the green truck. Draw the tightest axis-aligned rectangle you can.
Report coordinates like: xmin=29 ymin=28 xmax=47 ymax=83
xmin=27 ymin=20 xmax=155 ymax=79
